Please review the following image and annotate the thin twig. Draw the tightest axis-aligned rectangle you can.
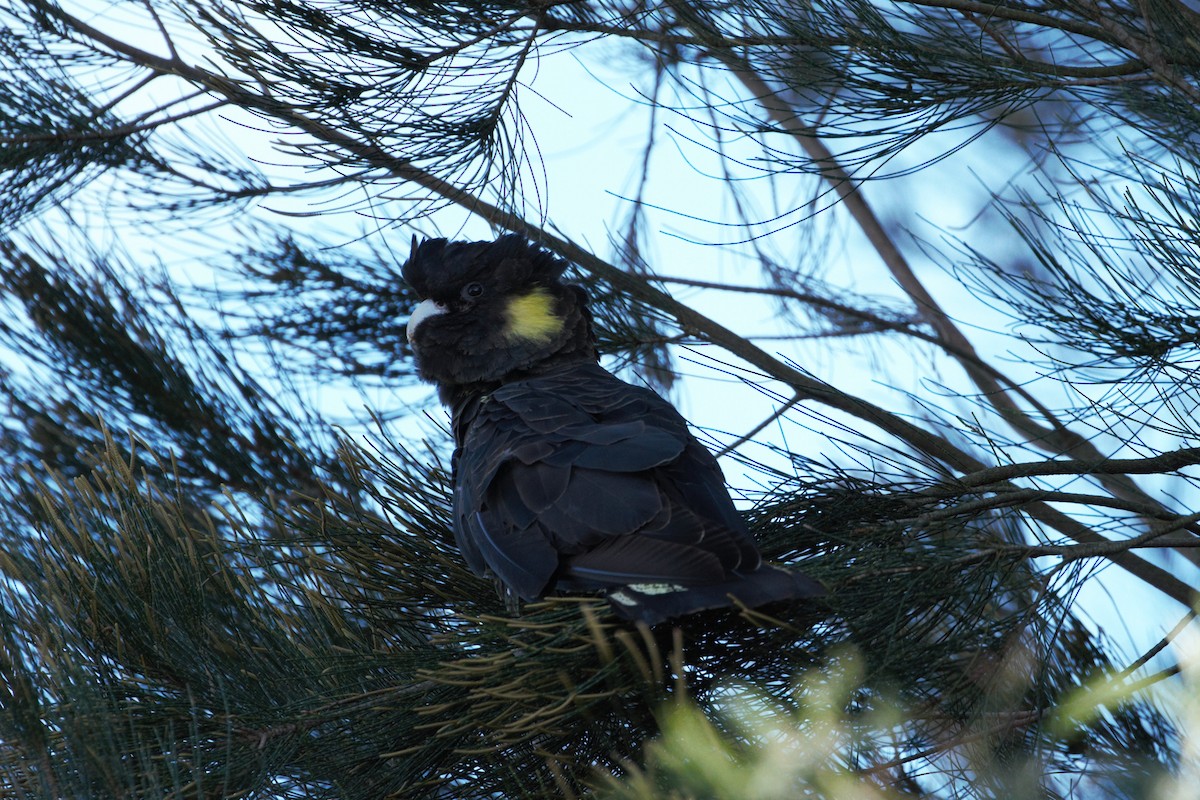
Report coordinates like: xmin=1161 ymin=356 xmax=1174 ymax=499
xmin=1116 ymin=609 xmax=1195 ymax=681
xmin=0 ymin=99 xmax=228 ymax=146
xmin=910 ymin=487 xmax=1200 ymax=536
xmin=954 ymin=448 xmax=1200 ymax=488
xmin=715 ymin=394 xmax=801 ymax=458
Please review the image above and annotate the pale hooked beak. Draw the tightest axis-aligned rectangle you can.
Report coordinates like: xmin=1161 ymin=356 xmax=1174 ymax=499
xmin=406 ymin=298 xmax=447 ymax=342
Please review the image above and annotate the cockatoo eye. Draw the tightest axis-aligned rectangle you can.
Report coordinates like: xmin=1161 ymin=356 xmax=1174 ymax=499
xmin=463 ymin=282 xmax=484 ymax=299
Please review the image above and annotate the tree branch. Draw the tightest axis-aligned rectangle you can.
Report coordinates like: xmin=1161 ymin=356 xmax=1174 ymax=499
xmin=954 ymin=447 xmax=1200 ymax=488
xmin=912 ymin=487 xmax=1200 ymax=536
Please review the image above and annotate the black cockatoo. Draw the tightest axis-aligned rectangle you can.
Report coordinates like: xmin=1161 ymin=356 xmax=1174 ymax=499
xmin=403 ymin=234 xmax=824 ymax=625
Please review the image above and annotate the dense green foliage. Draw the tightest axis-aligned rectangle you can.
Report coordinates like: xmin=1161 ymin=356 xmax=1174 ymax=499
xmin=1 ymin=1 xmax=1199 ymax=797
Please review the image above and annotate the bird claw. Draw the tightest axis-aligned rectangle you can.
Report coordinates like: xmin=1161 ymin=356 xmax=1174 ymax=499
xmin=494 ymin=575 xmax=523 ymax=615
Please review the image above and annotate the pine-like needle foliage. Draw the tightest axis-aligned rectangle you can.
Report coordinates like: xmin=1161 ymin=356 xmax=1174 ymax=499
xmin=1 ymin=0 xmax=1198 ymax=797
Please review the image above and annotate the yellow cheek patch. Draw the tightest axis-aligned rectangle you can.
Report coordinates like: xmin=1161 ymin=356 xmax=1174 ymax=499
xmin=504 ymin=287 xmax=563 ymax=343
